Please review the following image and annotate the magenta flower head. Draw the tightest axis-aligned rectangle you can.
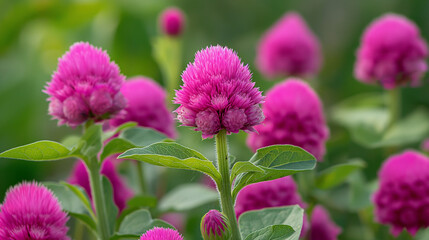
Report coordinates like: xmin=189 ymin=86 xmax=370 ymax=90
xmin=159 ymin=7 xmax=185 ymax=37
xmin=308 ymin=205 xmax=341 ymax=240
xmin=110 ymin=77 xmax=177 ymax=138
xmin=0 ymin=182 xmax=70 ymax=240
xmin=373 ymin=150 xmax=429 ymax=236
xmin=175 ymin=45 xmax=264 ymax=138
xmin=235 ymin=176 xmax=308 ymax=236
xmin=140 ymin=227 xmax=183 ymax=240
xmin=256 ymin=12 xmax=321 ymax=79
xmin=247 ymin=78 xmax=329 ymax=160
xmin=68 ymin=158 xmax=134 ymax=212
xmin=45 ymin=42 xmax=126 ymax=126
xmin=201 ymin=210 xmax=231 ymax=240
xmin=355 ymin=14 xmax=428 ymax=89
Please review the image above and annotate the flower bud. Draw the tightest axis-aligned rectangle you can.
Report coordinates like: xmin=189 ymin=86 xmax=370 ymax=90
xmin=201 ymin=210 xmax=231 ymax=240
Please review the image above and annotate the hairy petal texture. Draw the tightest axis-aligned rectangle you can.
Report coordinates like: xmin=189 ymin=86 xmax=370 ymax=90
xmin=355 ymin=14 xmax=428 ymax=89
xmin=175 ymin=45 xmax=264 ymax=138
xmin=140 ymin=227 xmax=183 ymax=240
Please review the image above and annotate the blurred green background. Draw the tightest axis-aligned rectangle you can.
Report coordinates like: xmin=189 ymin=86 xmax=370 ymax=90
xmin=1 ymin=0 xmax=429 ymax=239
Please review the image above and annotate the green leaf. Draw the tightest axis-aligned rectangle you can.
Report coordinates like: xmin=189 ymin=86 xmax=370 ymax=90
xmin=113 ymin=209 xmax=174 ymax=239
xmin=71 ymin=124 xmax=103 ymax=161
xmin=158 ymin=184 xmax=218 ymax=212
xmin=61 ymin=135 xmax=81 ymax=150
xmin=244 ymin=225 xmax=295 ymax=240
xmin=120 ymin=127 xmax=168 ymax=147
xmin=348 ymin=171 xmax=378 ymax=211
xmin=61 ymin=182 xmax=94 ymax=217
xmin=127 ymin=195 xmax=158 ymax=209
xmin=102 ymin=122 xmax=138 ymax=141
xmin=0 ymin=140 xmax=71 ymax=161
xmin=230 ymin=161 xmax=264 ymax=183
xmin=100 ymin=138 xmax=137 ymax=161
xmin=316 ymin=159 xmax=366 ymax=189
xmin=239 ymin=205 xmax=303 ymax=240
xmin=103 ymin=176 xmax=119 ymax=235
xmin=232 ymin=145 xmax=316 ymax=200
xmin=118 ymin=142 xmax=221 ymax=183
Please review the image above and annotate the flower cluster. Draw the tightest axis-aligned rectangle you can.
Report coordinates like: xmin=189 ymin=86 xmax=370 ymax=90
xmin=140 ymin=227 xmax=183 ymax=240
xmin=45 ymin=42 xmax=126 ymax=126
xmin=308 ymin=206 xmax=341 ymax=240
xmin=355 ymin=14 xmax=428 ymax=89
xmin=373 ymin=150 xmax=429 ymax=236
xmin=201 ymin=210 xmax=231 ymax=240
xmin=175 ymin=45 xmax=264 ymax=138
xmin=256 ymin=12 xmax=321 ymax=78
xmin=247 ymin=79 xmax=329 ymax=160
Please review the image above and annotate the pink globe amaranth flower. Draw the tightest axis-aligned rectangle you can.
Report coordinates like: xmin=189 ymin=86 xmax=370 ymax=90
xmin=247 ymin=78 xmax=329 ymax=161
xmin=421 ymin=138 xmax=429 ymax=152
xmin=355 ymin=14 xmax=428 ymax=89
xmin=256 ymin=12 xmax=321 ymax=79
xmin=235 ymin=176 xmax=308 ymax=237
xmin=160 ymin=213 xmax=185 ymax=233
xmin=308 ymin=206 xmax=341 ymax=240
xmin=175 ymin=45 xmax=264 ymax=138
xmin=0 ymin=182 xmax=70 ymax=240
xmin=45 ymin=42 xmax=126 ymax=126
xmin=140 ymin=227 xmax=183 ymax=240
xmin=201 ymin=210 xmax=231 ymax=240
xmin=68 ymin=158 xmax=134 ymax=212
xmin=110 ymin=77 xmax=177 ymax=138
xmin=372 ymin=150 xmax=429 ymax=236
xmin=160 ymin=7 xmax=185 ymax=36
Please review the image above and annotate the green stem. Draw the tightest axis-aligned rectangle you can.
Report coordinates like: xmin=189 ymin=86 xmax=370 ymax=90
xmin=136 ymin=161 xmax=147 ymax=194
xmin=216 ymin=129 xmax=242 ymax=240
xmin=73 ymin=220 xmax=84 ymax=240
xmin=387 ymin=88 xmax=401 ymax=129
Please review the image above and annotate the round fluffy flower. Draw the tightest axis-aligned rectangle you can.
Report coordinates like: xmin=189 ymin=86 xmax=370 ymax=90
xmin=160 ymin=7 xmax=185 ymax=36
xmin=175 ymin=45 xmax=264 ymax=138
xmin=247 ymin=78 xmax=329 ymax=160
xmin=308 ymin=206 xmax=341 ymax=240
xmin=235 ymin=176 xmax=308 ymax=236
xmin=140 ymin=227 xmax=183 ymax=240
xmin=110 ymin=77 xmax=177 ymax=138
xmin=372 ymin=150 xmax=429 ymax=236
xmin=355 ymin=14 xmax=428 ymax=89
xmin=256 ymin=12 xmax=321 ymax=79
xmin=201 ymin=210 xmax=231 ymax=240
xmin=45 ymin=42 xmax=126 ymax=126
xmin=68 ymin=158 xmax=133 ymax=212
xmin=0 ymin=182 xmax=70 ymax=240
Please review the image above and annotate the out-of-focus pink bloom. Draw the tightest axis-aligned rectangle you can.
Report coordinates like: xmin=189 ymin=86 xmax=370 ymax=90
xmin=175 ymin=45 xmax=264 ymax=138
xmin=160 ymin=213 xmax=186 ymax=233
xmin=201 ymin=210 xmax=231 ymax=240
xmin=308 ymin=205 xmax=341 ymax=240
xmin=45 ymin=42 xmax=126 ymax=126
xmin=68 ymin=158 xmax=134 ymax=212
xmin=110 ymin=77 xmax=177 ymax=138
xmin=0 ymin=182 xmax=70 ymax=240
xmin=201 ymin=175 xmax=217 ymax=190
xmin=256 ymin=12 xmax=321 ymax=79
xmin=160 ymin=7 xmax=185 ymax=36
xmin=355 ymin=14 xmax=428 ymax=89
xmin=247 ymin=78 xmax=329 ymax=161
xmin=373 ymin=150 xmax=429 ymax=236
xmin=140 ymin=227 xmax=183 ymax=240
xmin=421 ymin=138 xmax=429 ymax=152
xmin=235 ymin=176 xmax=308 ymax=237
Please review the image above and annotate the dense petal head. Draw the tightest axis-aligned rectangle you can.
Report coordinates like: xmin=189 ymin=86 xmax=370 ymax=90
xmin=247 ymin=78 xmax=329 ymax=160
xmin=256 ymin=12 xmax=321 ymax=79
xmin=68 ymin=158 xmax=134 ymax=212
xmin=235 ymin=176 xmax=308 ymax=237
xmin=201 ymin=210 xmax=231 ymax=240
xmin=372 ymin=150 xmax=429 ymax=236
xmin=308 ymin=206 xmax=341 ymax=240
xmin=0 ymin=182 xmax=70 ymax=240
xmin=355 ymin=14 xmax=428 ymax=89
xmin=110 ymin=77 xmax=177 ymax=138
xmin=160 ymin=7 xmax=185 ymax=36
xmin=140 ymin=227 xmax=183 ymax=240
xmin=45 ymin=42 xmax=126 ymax=126
xmin=175 ymin=45 xmax=264 ymax=138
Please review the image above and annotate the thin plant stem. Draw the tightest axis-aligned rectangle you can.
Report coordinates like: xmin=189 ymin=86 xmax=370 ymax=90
xmin=387 ymin=88 xmax=401 ymax=129
xmin=73 ymin=220 xmax=84 ymax=240
xmin=216 ymin=129 xmax=242 ymax=240
xmin=136 ymin=161 xmax=147 ymax=194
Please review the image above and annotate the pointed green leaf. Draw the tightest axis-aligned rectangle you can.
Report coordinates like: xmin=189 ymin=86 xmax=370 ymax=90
xmin=103 ymin=176 xmax=119 ymax=235
xmin=244 ymin=225 xmax=295 ymax=240
xmin=100 ymin=138 xmax=137 ymax=161
xmin=316 ymin=159 xmax=366 ymax=189
xmin=159 ymin=184 xmax=218 ymax=212
xmin=0 ymin=141 xmax=71 ymax=161
xmin=232 ymin=145 xmax=316 ymax=200
xmin=120 ymin=127 xmax=169 ymax=147
xmin=119 ymin=142 xmax=221 ymax=183
xmin=230 ymin=161 xmax=264 ymax=183
xmin=102 ymin=121 xmax=138 ymax=141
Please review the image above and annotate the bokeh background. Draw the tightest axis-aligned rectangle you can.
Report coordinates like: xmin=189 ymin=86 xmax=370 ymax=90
xmin=1 ymin=0 xmax=429 ymax=239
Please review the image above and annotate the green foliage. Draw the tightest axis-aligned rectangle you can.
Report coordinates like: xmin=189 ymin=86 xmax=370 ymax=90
xmin=158 ymin=183 xmax=218 ymax=212
xmin=316 ymin=159 xmax=366 ymax=189
xmin=121 ymin=127 xmax=169 ymax=147
xmin=71 ymin=124 xmax=103 ymax=161
xmin=230 ymin=161 xmax=264 ymax=183
xmin=238 ymin=205 xmax=303 ymax=240
xmin=232 ymin=145 xmax=316 ymax=200
xmin=0 ymin=140 xmax=71 ymax=161
xmin=127 ymin=195 xmax=158 ymax=209
xmin=100 ymin=138 xmax=137 ymax=161
xmin=119 ymin=142 xmax=221 ymax=183
xmin=103 ymin=176 xmax=119 ymax=236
